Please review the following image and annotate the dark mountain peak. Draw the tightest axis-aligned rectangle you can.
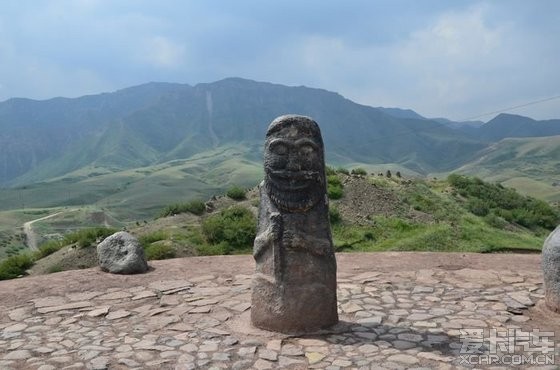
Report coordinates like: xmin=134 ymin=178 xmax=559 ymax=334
xmin=376 ymin=107 xmax=426 ymax=120
xmin=486 ymin=113 xmax=536 ymax=125
xmin=196 ymin=77 xmax=271 ymax=90
xmin=478 ymin=113 xmax=560 ymax=141
xmin=112 ymin=81 xmax=191 ymax=97
xmin=196 ymin=77 xmax=345 ymax=100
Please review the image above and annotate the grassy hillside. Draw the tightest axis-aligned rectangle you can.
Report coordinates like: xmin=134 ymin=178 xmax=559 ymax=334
xmin=454 ymin=135 xmax=560 ymax=201
xmin=0 ymin=145 xmax=263 ymax=221
xmin=3 ymin=173 xmax=556 ymax=280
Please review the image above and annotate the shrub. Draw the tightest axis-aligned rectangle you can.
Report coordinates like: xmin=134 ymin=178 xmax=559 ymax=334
xmin=226 ymin=186 xmax=246 ymax=200
xmin=325 ymin=166 xmax=337 ymax=176
xmin=202 ymin=206 xmax=256 ymax=252
xmin=35 ymin=240 xmax=64 ymax=259
xmin=196 ymin=242 xmax=231 ymax=256
xmin=139 ymin=230 xmax=167 ymax=247
xmin=158 ymin=200 xmax=206 ymax=218
xmin=329 ymin=206 xmax=342 ymax=224
xmin=327 ymin=175 xmax=344 ymax=199
xmin=484 ymin=213 xmax=508 ymax=229
xmin=63 ymin=227 xmax=117 ymax=248
xmin=336 ymin=167 xmax=350 ymax=175
xmin=47 ymin=265 xmax=63 ymax=274
xmin=467 ymin=198 xmax=489 ymax=216
xmin=396 ymin=171 xmax=402 ymax=178
xmin=448 ymin=174 xmax=560 ymax=230
xmin=0 ymin=253 xmax=34 ymax=280
xmin=351 ymin=168 xmax=367 ymax=176
xmin=144 ymin=243 xmax=176 ymax=260
xmin=386 ymin=170 xmax=392 ymax=178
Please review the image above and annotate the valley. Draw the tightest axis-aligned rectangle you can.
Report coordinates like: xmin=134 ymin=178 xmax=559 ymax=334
xmin=0 ymin=78 xmax=559 ymax=274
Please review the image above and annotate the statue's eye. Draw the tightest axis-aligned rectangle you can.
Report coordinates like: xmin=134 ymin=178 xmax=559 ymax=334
xmin=270 ymin=143 xmax=288 ymax=155
xmin=299 ymin=144 xmax=315 ymax=155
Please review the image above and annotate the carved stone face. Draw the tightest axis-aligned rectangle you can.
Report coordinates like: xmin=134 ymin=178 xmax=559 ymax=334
xmin=264 ymin=116 xmax=325 ymax=212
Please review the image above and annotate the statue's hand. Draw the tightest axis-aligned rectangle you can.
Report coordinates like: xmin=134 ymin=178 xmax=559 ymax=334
xmin=270 ymin=212 xmax=282 ymax=240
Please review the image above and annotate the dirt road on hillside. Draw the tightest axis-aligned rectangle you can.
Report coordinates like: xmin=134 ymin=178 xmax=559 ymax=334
xmin=23 ymin=210 xmax=75 ymax=251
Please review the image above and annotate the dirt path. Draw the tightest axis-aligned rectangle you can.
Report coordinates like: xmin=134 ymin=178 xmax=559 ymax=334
xmin=23 ymin=210 xmax=74 ymax=251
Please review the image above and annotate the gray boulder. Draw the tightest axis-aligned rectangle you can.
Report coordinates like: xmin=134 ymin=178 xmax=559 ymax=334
xmin=542 ymin=226 xmax=560 ymax=311
xmin=97 ymin=231 xmax=149 ymax=274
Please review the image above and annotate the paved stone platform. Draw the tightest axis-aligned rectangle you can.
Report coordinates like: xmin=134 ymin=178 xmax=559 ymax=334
xmin=0 ymin=253 xmax=558 ymax=369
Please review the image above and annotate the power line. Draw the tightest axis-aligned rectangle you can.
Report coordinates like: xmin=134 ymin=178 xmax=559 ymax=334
xmin=461 ymin=94 xmax=560 ymax=121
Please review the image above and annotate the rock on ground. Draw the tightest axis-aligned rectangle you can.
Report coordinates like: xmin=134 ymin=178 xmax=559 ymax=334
xmin=97 ymin=231 xmax=148 ymax=274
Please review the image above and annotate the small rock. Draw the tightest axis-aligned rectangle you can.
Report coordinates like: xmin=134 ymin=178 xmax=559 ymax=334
xmin=106 ymin=310 xmax=131 ymax=320
xmin=3 ymin=349 xmax=32 ymax=360
xmin=238 ymin=346 xmax=257 ymax=357
xmin=306 ymin=352 xmax=326 ymax=364
xmin=412 ymin=286 xmax=434 ymax=294
xmin=259 ymin=349 xmax=278 ymax=361
xmin=332 ymin=359 xmax=353 ymax=367
xmin=87 ymin=306 xmax=110 ymax=317
xmin=97 ymin=231 xmax=148 ymax=274
xmin=387 ymin=354 xmax=419 ymax=365
xmin=232 ymin=360 xmax=253 ymax=370
xmin=406 ymin=313 xmax=434 ymax=321
xmin=253 ymin=359 xmax=274 ymax=370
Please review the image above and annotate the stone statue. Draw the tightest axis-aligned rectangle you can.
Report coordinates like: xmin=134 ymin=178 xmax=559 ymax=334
xmin=542 ymin=226 xmax=560 ymax=312
xmin=251 ymin=115 xmax=338 ymax=333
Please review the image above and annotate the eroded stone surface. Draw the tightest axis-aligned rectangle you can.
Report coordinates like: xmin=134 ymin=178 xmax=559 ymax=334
xmin=542 ymin=225 xmax=560 ymax=311
xmin=251 ymin=115 xmax=338 ymax=333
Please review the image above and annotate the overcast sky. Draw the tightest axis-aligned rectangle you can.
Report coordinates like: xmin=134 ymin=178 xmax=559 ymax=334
xmin=1 ymin=0 xmax=559 ymax=121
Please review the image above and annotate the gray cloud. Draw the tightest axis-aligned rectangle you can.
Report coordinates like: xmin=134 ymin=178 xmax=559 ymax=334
xmin=0 ymin=0 xmax=558 ymax=120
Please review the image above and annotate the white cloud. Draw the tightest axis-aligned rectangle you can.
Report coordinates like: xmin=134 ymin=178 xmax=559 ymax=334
xmin=142 ymin=36 xmax=186 ymax=68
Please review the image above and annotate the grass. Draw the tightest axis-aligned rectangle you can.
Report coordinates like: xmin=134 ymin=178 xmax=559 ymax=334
xmin=448 ymin=174 xmax=559 ymax=230
xmin=0 ymin=145 xmax=263 ymax=221
xmin=62 ymin=227 xmax=117 ymax=248
xmin=327 ymin=175 xmax=344 ymax=199
xmin=202 ymin=206 xmax=256 ymax=253
xmin=0 ymin=253 xmax=34 ymax=280
xmin=455 ymin=135 xmax=560 ymax=201
xmin=0 ymin=172 xmax=554 ymax=280
xmin=332 ymin=214 xmax=543 ymax=253
xmin=144 ymin=243 xmax=176 ymax=260
xmin=226 ymin=185 xmax=247 ymax=200
xmin=158 ymin=200 xmax=206 ymax=218
xmin=332 ymin=175 xmax=548 ymax=253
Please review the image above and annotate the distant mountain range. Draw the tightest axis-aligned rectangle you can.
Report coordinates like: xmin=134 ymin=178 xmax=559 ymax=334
xmin=0 ymin=77 xmax=559 ymax=214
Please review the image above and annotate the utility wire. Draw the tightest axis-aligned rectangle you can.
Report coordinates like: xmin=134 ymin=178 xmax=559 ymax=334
xmin=461 ymin=94 xmax=560 ymax=121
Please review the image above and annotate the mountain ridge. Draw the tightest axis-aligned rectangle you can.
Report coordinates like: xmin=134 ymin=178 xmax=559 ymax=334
xmin=0 ymin=77 xmax=489 ymax=186
xmin=0 ymin=77 xmax=559 ymax=215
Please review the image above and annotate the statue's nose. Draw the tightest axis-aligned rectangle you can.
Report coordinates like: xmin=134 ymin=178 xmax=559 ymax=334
xmin=286 ymin=152 xmax=300 ymax=171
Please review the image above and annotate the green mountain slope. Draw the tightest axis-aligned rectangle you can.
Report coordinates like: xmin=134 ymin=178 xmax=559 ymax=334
xmin=0 ymin=78 xmax=486 ymax=186
xmin=455 ymin=135 xmax=560 ymax=201
xmin=0 ymin=145 xmax=262 ymax=220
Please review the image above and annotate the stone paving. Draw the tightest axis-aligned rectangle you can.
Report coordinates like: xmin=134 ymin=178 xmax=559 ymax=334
xmin=0 ymin=254 xmax=558 ymax=369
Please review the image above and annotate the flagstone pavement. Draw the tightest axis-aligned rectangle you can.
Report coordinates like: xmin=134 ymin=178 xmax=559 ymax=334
xmin=0 ymin=252 xmax=558 ymax=370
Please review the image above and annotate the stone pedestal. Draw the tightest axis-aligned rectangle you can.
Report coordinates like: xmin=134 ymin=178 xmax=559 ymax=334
xmin=542 ymin=226 xmax=560 ymax=312
xmin=251 ymin=115 xmax=338 ymax=333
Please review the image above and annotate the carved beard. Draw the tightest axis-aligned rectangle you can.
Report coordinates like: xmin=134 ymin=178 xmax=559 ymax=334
xmin=264 ymin=168 xmax=324 ymax=213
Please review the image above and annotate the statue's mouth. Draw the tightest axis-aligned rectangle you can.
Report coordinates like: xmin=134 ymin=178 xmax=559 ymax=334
xmin=266 ymin=170 xmax=319 ymax=191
